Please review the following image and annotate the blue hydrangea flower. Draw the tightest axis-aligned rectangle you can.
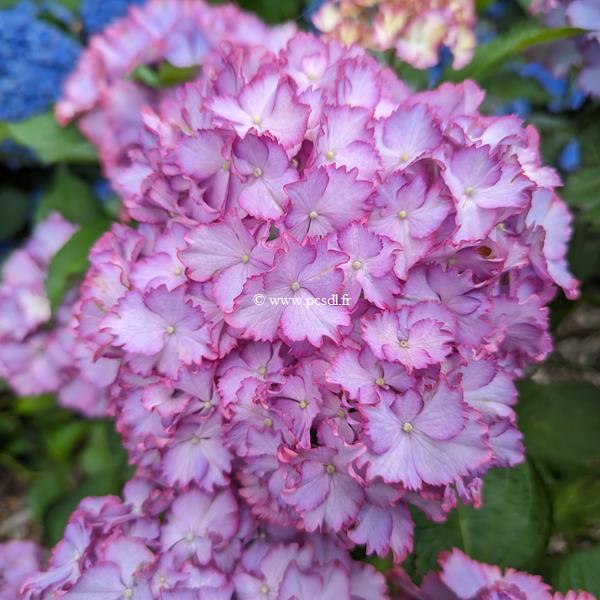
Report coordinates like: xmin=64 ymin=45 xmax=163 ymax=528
xmin=559 ymin=138 xmax=582 ymax=173
xmin=428 ymin=46 xmax=453 ymax=88
xmin=80 ymin=0 xmax=146 ymax=36
xmin=0 ymin=2 xmax=81 ymax=122
xmin=518 ymin=63 xmax=586 ymax=113
xmin=92 ymin=179 xmax=115 ymax=202
xmin=493 ymin=98 xmax=532 ymax=118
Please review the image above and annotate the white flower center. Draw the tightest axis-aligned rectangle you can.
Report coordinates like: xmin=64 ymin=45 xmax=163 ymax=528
xmin=402 ymin=422 xmax=414 ymax=433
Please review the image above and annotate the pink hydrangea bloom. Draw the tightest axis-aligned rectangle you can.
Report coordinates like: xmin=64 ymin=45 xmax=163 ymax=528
xmin=21 ymin=485 xmax=387 ymax=599
xmin=8 ymin=3 xmax=581 ymax=597
xmin=0 ymin=213 xmax=75 ymax=342
xmin=394 ymin=548 xmax=594 ymax=600
xmin=55 ymin=5 xmax=576 ymax=575
xmin=312 ymin=0 xmax=477 ymax=69
xmin=0 ymin=213 xmax=115 ymax=417
xmin=0 ymin=540 xmax=40 ymax=600
xmin=55 ymin=0 xmax=297 ymax=181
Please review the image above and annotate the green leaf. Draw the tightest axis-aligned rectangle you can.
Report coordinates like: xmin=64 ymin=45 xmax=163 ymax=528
xmin=3 ymin=112 xmax=97 ymax=164
xmin=576 ymin=111 xmax=600 ymax=169
xmin=476 ymin=0 xmax=497 ymax=12
xmin=567 ymin=220 xmax=600 ymax=282
xmin=393 ymin=61 xmax=429 ymax=91
xmin=131 ymin=65 xmax=161 ymax=88
xmin=482 ymin=73 xmax=550 ymax=109
xmin=364 ymin=554 xmax=394 ymax=574
xmin=517 ymin=380 xmax=600 ymax=475
xmin=27 ymin=465 xmax=69 ymax=520
xmin=131 ymin=62 xmax=200 ymax=89
xmin=80 ymin=421 xmax=129 ymax=477
xmin=562 ymin=167 xmax=600 ymax=224
xmin=80 ymin=423 xmax=112 ymax=476
xmin=553 ymin=546 xmax=600 ymax=596
xmin=0 ymin=187 xmax=30 ymax=240
xmin=411 ymin=461 xmax=551 ymax=578
xmin=36 ymin=164 xmax=103 ymax=225
xmin=236 ymin=0 xmax=299 ymax=23
xmin=13 ymin=394 xmax=56 ymax=415
xmin=0 ymin=452 xmax=34 ymax=476
xmin=53 ymin=0 xmax=80 ymax=10
xmin=158 ymin=63 xmax=199 ymax=87
xmin=448 ymin=23 xmax=585 ymax=82
xmin=553 ymin=478 xmax=600 ymax=537
xmin=44 ymin=421 xmax=89 ymax=462
xmin=0 ymin=414 xmax=19 ymax=439
xmin=516 ymin=0 xmax=533 ymax=11
xmin=45 ymin=218 xmax=110 ymax=312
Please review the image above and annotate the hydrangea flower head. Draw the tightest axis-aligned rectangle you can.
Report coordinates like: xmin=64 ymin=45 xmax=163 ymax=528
xmin=0 ymin=1 xmax=81 ymax=122
xmin=0 ymin=213 xmax=117 ymax=416
xmin=394 ymin=548 xmax=595 ymax=600
xmin=530 ymin=0 xmax=600 ymax=98
xmin=312 ymin=0 xmax=477 ymax=69
xmin=6 ymin=0 xmax=580 ymax=596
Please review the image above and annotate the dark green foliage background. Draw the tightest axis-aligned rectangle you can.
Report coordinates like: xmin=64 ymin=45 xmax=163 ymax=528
xmin=0 ymin=0 xmax=599 ymax=592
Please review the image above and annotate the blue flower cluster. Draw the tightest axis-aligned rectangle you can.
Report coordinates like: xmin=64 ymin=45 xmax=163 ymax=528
xmin=0 ymin=2 xmax=81 ymax=123
xmin=518 ymin=63 xmax=586 ymax=113
xmin=80 ymin=0 xmax=146 ymax=35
